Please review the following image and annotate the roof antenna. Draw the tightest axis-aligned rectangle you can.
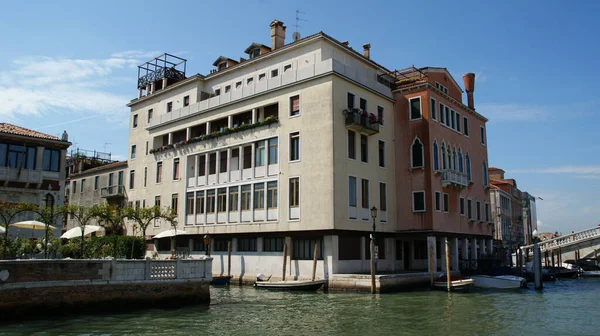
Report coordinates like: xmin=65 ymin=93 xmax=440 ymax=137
xmin=293 ymin=9 xmax=307 ymax=41
xmin=103 ymin=142 xmax=111 ymax=153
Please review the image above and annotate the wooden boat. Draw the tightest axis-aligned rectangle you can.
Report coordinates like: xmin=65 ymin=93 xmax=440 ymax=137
xmin=472 ymin=275 xmax=527 ymax=290
xmin=211 ymin=275 xmax=233 ymax=285
xmin=254 ymin=279 xmax=327 ymax=291
xmin=433 ymin=274 xmax=474 ymax=292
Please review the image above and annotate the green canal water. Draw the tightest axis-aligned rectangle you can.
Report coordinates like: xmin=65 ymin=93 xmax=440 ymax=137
xmin=2 ymin=278 xmax=600 ymax=336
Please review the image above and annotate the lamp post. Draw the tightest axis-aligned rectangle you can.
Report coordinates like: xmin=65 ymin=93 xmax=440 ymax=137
xmin=203 ymin=234 xmax=211 ymax=257
xmin=370 ymin=206 xmax=377 ymax=294
xmin=532 ymin=229 xmax=542 ymax=290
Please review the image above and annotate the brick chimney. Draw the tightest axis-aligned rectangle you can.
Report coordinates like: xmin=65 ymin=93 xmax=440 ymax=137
xmin=270 ymin=20 xmax=286 ymax=50
xmin=363 ymin=43 xmax=371 ymax=59
xmin=462 ymin=73 xmax=475 ymax=109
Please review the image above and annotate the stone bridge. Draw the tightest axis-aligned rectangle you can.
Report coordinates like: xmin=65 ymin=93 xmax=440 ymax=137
xmin=521 ymin=226 xmax=600 ymax=264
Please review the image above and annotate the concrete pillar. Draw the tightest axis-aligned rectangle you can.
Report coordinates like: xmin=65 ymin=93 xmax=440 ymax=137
xmin=186 ymin=127 xmax=191 ymax=140
xmin=150 ymin=82 xmax=155 ymax=94
xmin=427 ymin=236 xmax=437 ymax=275
xmin=138 ymin=88 xmax=143 ymax=98
xmin=451 ymin=237 xmax=459 ymax=271
xmin=461 ymin=238 xmax=469 ymax=260
xmin=168 ymin=132 xmax=173 ymax=145
xmin=228 ymin=115 xmax=233 ymax=128
xmin=35 ymin=146 xmax=44 ymax=170
xmin=480 ymin=238 xmax=486 ymax=256
xmin=206 ymin=122 xmax=211 ymax=134
xmin=146 ymin=84 xmax=151 ymax=94
xmin=440 ymin=237 xmax=447 ymax=272
xmin=487 ymin=239 xmax=493 ymax=256
xmin=470 ymin=239 xmax=478 ymax=260
xmin=162 ymin=77 xmax=168 ymax=89
xmin=252 ymin=108 xmax=257 ymax=124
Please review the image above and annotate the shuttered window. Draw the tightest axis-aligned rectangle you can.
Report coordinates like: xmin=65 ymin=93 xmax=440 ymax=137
xmin=290 ymin=95 xmax=300 ymax=116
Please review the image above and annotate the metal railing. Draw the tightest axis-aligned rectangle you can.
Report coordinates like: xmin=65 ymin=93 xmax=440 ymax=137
xmin=522 ymin=226 xmax=600 ymax=252
xmin=100 ymin=185 xmax=125 ymax=198
xmin=441 ymin=169 xmax=468 ymax=187
xmin=344 ymin=108 xmax=380 ymax=135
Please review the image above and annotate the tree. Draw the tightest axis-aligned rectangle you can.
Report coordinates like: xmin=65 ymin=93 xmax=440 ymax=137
xmin=160 ymin=208 xmax=178 ymax=258
xmin=124 ymin=205 xmax=164 ymax=240
xmin=0 ymin=201 xmax=39 ymax=259
xmin=33 ymin=205 xmax=68 ymax=258
xmin=90 ymin=203 xmax=127 ymax=258
xmin=64 ymin=204 xmax=96 ymax=258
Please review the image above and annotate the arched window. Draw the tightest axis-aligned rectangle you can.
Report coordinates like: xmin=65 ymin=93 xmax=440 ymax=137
xmin=458 ymin=151 xmax=464 ymax=173
xmin=432 ymin=141 xmax=439 ymax=171
xmin=482 ymin=161 xmax=488 ymax=186
xmin=466 ymin=154 xmax=471 ymax=181
xmin=441 ymin=143 xmax=447 ymax=170
xmin=411 ymin=138 xmax=424 ymax=168
xmin=452 ymin=149 xmax=457 ymax=171
xmin=44 ymin=193 xmax=55 ymax=208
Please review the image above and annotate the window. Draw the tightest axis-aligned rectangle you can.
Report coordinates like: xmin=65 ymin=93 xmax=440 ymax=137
xmin=218 ymin=62 xmax=227 ymax=71
xmin=347 ymin=93 xmax=355 ymax=108
xmin=80 ymin=179 xmax=85 ymax=192
xmin=458 ymin=151 xmax=464 ymax=173
xmin=129 ymin=170 xmax=135 ymax=189
xmin=108 ymin=173 xmax=114 ymax=186
xmin=255 ymin=141 xmax=265 ymax=167
xmin=258 ymin=73 xmax=266 ymax=80
xmin=235 ymin=81 xmax=242 ymax=89
xmin=118 ymin=171 xmax=123 ymax=186
xmin=433 ymin=141 xmax=439 ymax=171
xmin=480 ymin=126 xmax=486 ymax=145
xmin=171 ymin=193 xmax=178 ymax=215
xmin=284 ymin=64 xmax=292 ymax=72
xmin=1 ymin=145 xmax=35 ymax=170
xmin=247 ymin=77 xmax=254 ymax=84
xmin=466 ymin=154 xmax=471 ymax=181
xmin=214 ymin=239 xmax=229 ymax=252
xmin=145 ymin=141 xmax=148 ymax=155
xmin=42 ymin=149 xmax=60 ymax=172
xmin=249 ymin=48 xmax=260 ymax=58
xmin=94 ymin=176 xmax=99 ymax=190
xmin=289 ymin=178 xmax=299 ymax=208
xmin=361 ymin=179 xmax=369 ymax=209
xmin=133 ymin=114 xmax=138 ymax=128
xmin=411 ymin=138 xmax=423 ymax=168
xmin=378 ymin=141 xmax=385 ymax=167
xmin=219 ymin=150 xmax=228 ymax=173
xmin=183 ymin=95 xmax=190 ymax=107
xmin=360 ymin=134 xmax=368 ymax=163
xmin=186 ymin=192 xmax=194 ymax=215
xmin=228 ymin=187 xmax=238 ymax=211
xmin=348 ymin=130 xmax=356 ymax=159
xmin=451 ymin=110 xmax=455 ymax=129
xmin=237 ymin=238 xmax=258 ymax=252
xmin=173 ymin=158 xmax=180 ymax=180
xmin=338 ymin=236 xmax=361 ymax=260
xmin=292 ymin=238 xmax=323 ymax=260
xmin=241 ymin=185 xmax=251 ymax=211
xmin=409 ymin=97 xmax=421 ymax=120
xmin=267 ymin=138 xmax=278 ymax=165
xmin=147 ymin=109 xmax=153 ymax=123
xmin=440 ymin=103 xmax=445 ymax=124
xmin=435 ymin=191 xmax=441 ymax=211
xmin=267 ymin=181 xmax=278 ymax=209
xmin=467 ymin=199 xmax=473 ymax=219
xmin=445 ymin=106 xmax=450 ymax=127
xmin=207 ymin=153 xmax=218 ymax=175
xmin=290 ymin=132 xmax=300 ymax=161
xmin=167 ymin=102 xmax=172 ymax=112
xmin=290 ymin=95 xmax=300 ymax=116
xmin=360 ymin=98 xmax=367 ymax=111
xmin=206 ymin=190 xmax=215 ymax=213
xmin=430 ymin=98 xmax=437 ymax=120
xmin=436 ymin=82 xmax=448 ymax=94
xmin=443 ymin=193 xmax=449 ymax=212
xmin=254 ymin=183 xmax=265 ymax=209
xmin=413 ymin=191 xmax=425 ymax=212
xmin=379 ymin=183 xmax=387 ymax=212
xmin=215 ymin=89 xmax=221 ymax=96
xmin=271 ymin=69 xmax=278 ymax=78
xmin=263 ymin=237 xmax=284 ymax=252
xmin=460 ymin=198 xmax=465 ymax=216
xmin=198 ymin=155 xmax=206 ymax=176
xmin=130 ymin=145 xmax=136 ymax=159
xmin=414 ymin=240 xmax=428 ymax=259
xmin=143 ymin=167 xmax=147 ymax=187
xmin=225 ymin=85 xmax=231 ymax=93
xmin=482 ymin=161 xmax=488 ymax=186
xmin=463 ymin=117 xmax=469 ymax=136
xmin=217 ymin=188 xmax=227 ymax=212
xmin=192 ymin=238 xmax=205 ymax=252
xmin=377 ymin=106 xmax=384 ymax=125
xmin=72 ymin=181 xmax=77 ymax=194
xmin=485 ymin=203 xmax=490 ymax=222
xmin=348 ymin=177 xmax=357 ymax=207
xmin=156 ymin=162 xmax=163 ymax=183
xmin=456 ymin=112 xmax=461 ymax=132
xmin=476 ymin=201 xmax=481 ymax=221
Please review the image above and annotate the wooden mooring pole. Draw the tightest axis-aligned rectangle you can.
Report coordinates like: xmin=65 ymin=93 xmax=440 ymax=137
xmin=429 ymin=244 xmax=435 ymax=287
xmin=227 ymin=240 xmax=232 ymax=277
xmin=282 ymin=243 xmax=287 ymax=281
xmin=311 ymin=241 xmax=318 ymax=281
xmin=445 ymin=238 xmax=451 ymax=292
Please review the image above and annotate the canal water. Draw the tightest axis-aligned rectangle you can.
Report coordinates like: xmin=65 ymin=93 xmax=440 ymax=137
xmin=2 ymin=278 xmax=600 ymax=336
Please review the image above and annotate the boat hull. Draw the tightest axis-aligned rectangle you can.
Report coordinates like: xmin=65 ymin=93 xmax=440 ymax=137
xmin=211 ymin=276 xmax=233 ymax=285
xmin=472 ymin=275 xmax=526 ymax=289
xmin=433 ymin=279 xmax=474 ymax=292
xmin=254 ymin=279 xmax=327 ymax=291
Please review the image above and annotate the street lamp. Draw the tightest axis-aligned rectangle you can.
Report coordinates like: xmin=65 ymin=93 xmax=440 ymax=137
xmin=370 ymin=206 xmax=377 ymax=294
xmin=203 ymin=234 xmax=211 ymax=257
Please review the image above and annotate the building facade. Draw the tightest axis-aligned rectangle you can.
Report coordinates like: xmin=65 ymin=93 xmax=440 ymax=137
xmin=125 ymin=20 xmax=493 ymax=279
xmin=0 ymin=123 xmax=71 ymax=237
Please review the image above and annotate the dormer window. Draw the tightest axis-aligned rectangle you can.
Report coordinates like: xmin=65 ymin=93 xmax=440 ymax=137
xmin=250 ymin=48 xmax=260 ymax=59
xmin=218 ymin=62 xmax=227 ymax=71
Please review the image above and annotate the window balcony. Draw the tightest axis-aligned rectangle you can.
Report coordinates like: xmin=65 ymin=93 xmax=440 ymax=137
xmin=344 ymin=108 xmax=379 ymax=135
xmin=101 ymin=185 xmax=126 ymax=198
xmin=0 ymin=167 xmax=43 ymax=184
xmin=441 ymin=169 xmax=468 ymax=188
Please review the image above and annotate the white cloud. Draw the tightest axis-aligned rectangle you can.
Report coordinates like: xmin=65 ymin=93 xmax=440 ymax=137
xmin=475 ymin=71 xmax=488 ymax=83
xmin=477 ymin=103 xmax=549 ymax=121
xmin=110 ymin=50 xmax=161 ymax=59
xmin=537 ymin=219 xmax=543 ymax=227
xmin=511 ymin=166 xmax=600 ymax=180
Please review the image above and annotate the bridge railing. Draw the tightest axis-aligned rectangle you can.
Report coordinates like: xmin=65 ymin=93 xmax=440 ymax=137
xmin=521 ymin=226 xmax=600 ymax=252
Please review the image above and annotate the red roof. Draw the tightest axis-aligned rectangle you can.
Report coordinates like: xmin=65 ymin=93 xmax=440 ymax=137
xmin=0 ymin=123 xmax=61 ymax=141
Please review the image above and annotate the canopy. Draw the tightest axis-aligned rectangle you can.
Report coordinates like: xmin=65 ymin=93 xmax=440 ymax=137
xmin=60 ymin=225 xmax=102 ymax=239
xmin=10 ymin=220 xmax=57 ymax=230
xmin=0 ymin=226 xmax=5 ymax=234
xmin=153 ymin=228 xmax=187 ymax=239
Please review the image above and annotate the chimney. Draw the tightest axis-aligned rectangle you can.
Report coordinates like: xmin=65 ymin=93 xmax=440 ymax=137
xmin=341 ymin=41 xmax=349 ymax=47
xmin=270 ymin=20 xmax=286 ymax=50
xmin=363 ymin=43 xmax=371 ymax=59
xmin=462 ymin=73 xmax=475 ymax=109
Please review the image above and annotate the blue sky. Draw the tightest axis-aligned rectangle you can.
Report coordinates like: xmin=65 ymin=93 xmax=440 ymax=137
xmin=1 ymin=0 xmax=599 ymax=234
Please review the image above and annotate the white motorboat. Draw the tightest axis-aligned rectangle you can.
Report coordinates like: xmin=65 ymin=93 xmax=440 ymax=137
xmin=254 ymin=279 xmax=327 ymax=291
xmin=472 ymin=275 xmax=527 ymax=290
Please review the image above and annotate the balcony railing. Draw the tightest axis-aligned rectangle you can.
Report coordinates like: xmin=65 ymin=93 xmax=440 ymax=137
xmin=344 ymin=108 xmax=380 ymax=135
xmin=0 ymin=167 xmax=43 ymax=184
xmin=441 ymin=169 xmax=468 ymax=187
xmin=100 ymin=185 xmax=125 ymax=198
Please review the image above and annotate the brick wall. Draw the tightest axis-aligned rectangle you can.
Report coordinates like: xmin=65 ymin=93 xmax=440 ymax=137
xmin=0 ymin=260 xmax=108 ymax=284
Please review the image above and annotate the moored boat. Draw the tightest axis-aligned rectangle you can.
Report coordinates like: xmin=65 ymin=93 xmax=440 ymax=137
xmin=254 ymin=279 xmax=327 ymax=291
xmin=472 ymin=275 xmax=527 ymax=289
xmin=433 ymin=274 xmax=474 ymax=292
xmin=211 ymin=275 xmax=233 ymax=285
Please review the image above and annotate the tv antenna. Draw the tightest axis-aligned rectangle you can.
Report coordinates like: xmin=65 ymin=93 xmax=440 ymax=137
xmin=103 ymin=142 xmax=111 ymax=153
xmin=293 ymin=9 xmax=307 ymax=41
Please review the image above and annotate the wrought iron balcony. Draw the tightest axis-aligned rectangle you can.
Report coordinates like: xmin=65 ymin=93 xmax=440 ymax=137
xmin=101 ymin=185 xmax=125 ymax=198
xmin=344 ymin=108 xmax=380 ymax=135
xmin=441 ymin=169 xmax=468 ymax=188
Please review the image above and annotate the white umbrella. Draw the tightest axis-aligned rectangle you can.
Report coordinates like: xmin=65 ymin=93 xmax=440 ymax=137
xmin=10 ymin=220 xmax=57 ymax=230
xmin=153 ymin=228 xmax=187 ymax=239
xmin=0 ymin=226 xmax=5 ymax=234
xmin=60 ymin=225 xmax=102 ymax=239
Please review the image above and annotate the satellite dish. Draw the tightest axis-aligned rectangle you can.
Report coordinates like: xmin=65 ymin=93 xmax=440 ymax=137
xmin=292 ymin=31 xmax=301 ymax=41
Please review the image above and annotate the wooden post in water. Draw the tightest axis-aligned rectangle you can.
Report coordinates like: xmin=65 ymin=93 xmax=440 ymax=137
xmin=445 ymin=238 xmax=451 ymax=292
xmin=370 ymin=239 xmax=376 ymax=294
xmin=282 ymin=243 xmax=288 ymax=281
xmin=558 ymin=247 xmax=562 ymax=266
xmin=429 ymin=244 xmax=435 ymax=287
xmin=311 ymin=241 xmax=318 ymax=281
xmin=551 ymin=251 xmax=555 ymax=268
xmin=227 ymin=240 xmax=232 ymax=277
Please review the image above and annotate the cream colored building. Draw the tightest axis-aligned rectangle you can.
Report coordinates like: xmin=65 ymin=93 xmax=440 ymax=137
xmin=126 ymin=21 xmax=397 ymax=279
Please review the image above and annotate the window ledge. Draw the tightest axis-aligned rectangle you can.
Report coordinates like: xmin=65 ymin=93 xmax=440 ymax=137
xmin=409 ymin=166 xmax=425 ymax=171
